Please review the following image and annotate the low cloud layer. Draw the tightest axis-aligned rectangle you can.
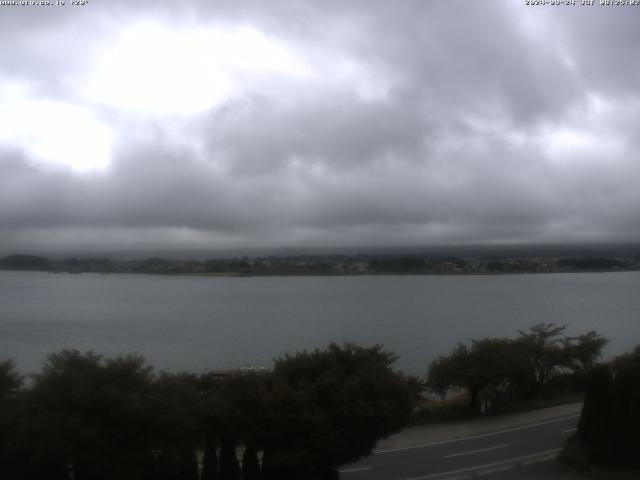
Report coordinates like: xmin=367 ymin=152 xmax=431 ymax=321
xmin=1 ymin=1 xmax=640 ymax=253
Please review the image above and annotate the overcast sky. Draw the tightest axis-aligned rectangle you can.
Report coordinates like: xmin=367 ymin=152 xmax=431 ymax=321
xmin=1 ymin=0 xmax=639 ymax=254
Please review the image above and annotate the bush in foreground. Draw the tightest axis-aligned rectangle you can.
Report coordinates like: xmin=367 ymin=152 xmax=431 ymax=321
xmin=562 ymin=345 xmax=640 ymax=470
xmin=0 ymin=344 xmax=420 ymax=480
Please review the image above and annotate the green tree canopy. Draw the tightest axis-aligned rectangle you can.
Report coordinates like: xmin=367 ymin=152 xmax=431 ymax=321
xmin=0 ymin=359 xmax=21 ymax=401
xmin=256 ymin=343 xmax=420 ymax=474
xmin=427 ymin=338 xmax=520 ymax=409
xmin=29 ymin=350 xmax=155 ymax=480
xmin=427 ymin=324 xmax=607 ymax=409
xmin=1 ymin=344 xmax=420 ymax=479
xmin=575 ymin=345 xmax=640 ymax=467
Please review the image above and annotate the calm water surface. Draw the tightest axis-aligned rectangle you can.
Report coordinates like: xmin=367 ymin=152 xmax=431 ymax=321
xmin=1 ymin=270 xmax=639 ymax=374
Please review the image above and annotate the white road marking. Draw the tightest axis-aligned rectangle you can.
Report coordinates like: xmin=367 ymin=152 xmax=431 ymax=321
xmin=521 ymin=453 xmax=564 ymax=466
xmin=443 ymin=444 xmax=508 ymax=458
xmin=561 ymin=427 xmax=577 ymax=434
xmin=375 ymin=414 xmax=579 ymax=454
xmin=533 ymin=454 xmax=557 ymax=463
xmin=401 ymin=448 xmax=562 ymax=480
xmin=477 ymin=464 xmax=515 ymax=475
xmin=338 ymin=466 xmax=373 ymax=473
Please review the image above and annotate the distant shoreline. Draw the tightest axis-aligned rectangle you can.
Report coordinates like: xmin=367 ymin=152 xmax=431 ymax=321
xmin=1 ymin=268 xmax=639 ymax=277
xmin=2 ymin=252 xmax=639 ymax=277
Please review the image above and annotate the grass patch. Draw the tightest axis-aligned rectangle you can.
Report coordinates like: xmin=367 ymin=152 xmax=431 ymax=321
xmin=491 ymin=391 xmax=584 ymax=415
xmin=409 ymin=392 xmax=476 ymax=425
xmin=409 ymin=390 xmax=584 ymax=426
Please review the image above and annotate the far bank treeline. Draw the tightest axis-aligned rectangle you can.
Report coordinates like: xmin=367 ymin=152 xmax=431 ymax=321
xmin=0 ymin=325 xmax=630 ymax=480
xmin=2 ymin=252 xmax=640 ymax=275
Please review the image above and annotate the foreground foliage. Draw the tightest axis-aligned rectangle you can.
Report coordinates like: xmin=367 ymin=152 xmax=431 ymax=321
xmin=0 ymin=344 xmax=419 ymax=480
xmin=566 ymin=345 xmax=640 ymax=468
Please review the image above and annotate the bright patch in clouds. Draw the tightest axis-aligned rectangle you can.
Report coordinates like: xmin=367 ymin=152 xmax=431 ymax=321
xmin=543 ymin=126 xmax=627 ymax=168
xmin=0 ymin=88 xmax=112 ymax=173
xmin=547 ymin=128 xmax=596 ymax=152
xmin=85 ymin=23 xmax=309 ymax=116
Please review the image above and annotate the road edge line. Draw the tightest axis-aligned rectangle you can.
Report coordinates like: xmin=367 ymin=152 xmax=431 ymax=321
xmin=375 ymin=414 xmax=579 ymax=454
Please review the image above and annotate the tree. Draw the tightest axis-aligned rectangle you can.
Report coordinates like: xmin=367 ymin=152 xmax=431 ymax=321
xmin=0 ymin=357 xmax=69 ymax=480
xmin=209 ymin=373 xmax=269 ymax=447
xmin=0 ymin=359 xmax=21 ymax=400
xmin=155 ymin=449 xmax=179 ymax=480
xmin=241 ymin=444 xmax=260 ymax=480
xmin=177 ymin=447 xmax=199 ymax=480
xmin=427 ymin=339 xmax=520 ymax=409
xmin=575 ymin=346 xmax=640 ymax=467
xmin=427 ymin=324 xmax=608 ymax=409
xmin=577 ymin=364 xmax=612 ymax=464
xmin=29 ymin=350 xmax=155 ymax=480
xmin=257 ymin=343 xmax=420 ymax=477
xmin=0 ymin=344 xmax=420 ymax=480
xmin=514 ymin=323 xmax=607 ymax=397
xmin=426 ymin=344 xmax=469 ymax=398
xmin=201 ymin=435 xmax=219 ymax=480
xmin=515 ymin=323 xmax=568 ymax=395
xmin=0 ymin=359 xmax=26 ymax=479
xmin=219 ymin=432 xmax=240 ymax=480
xmin=147 ymin=372 xmax=202 ymax=451
xmin=0 ymin=254 xmax=49 ymax=270
xmin=562 ymin=331 xmax=608 ymax=379
xmin=368 ymin=257 xmax=427 ymax=273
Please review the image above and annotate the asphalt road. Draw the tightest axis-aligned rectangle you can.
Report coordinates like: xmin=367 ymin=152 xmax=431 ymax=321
xmin=339 ymin=413 xmax=580 ymax=480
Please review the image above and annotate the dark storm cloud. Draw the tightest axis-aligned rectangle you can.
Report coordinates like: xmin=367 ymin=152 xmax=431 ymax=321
xmin=1 ymin=0 xmax=640 ymax=253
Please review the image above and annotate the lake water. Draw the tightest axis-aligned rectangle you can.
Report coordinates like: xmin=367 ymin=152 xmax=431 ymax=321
xmin=1 ymin=270 xmax=639 ymax=375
